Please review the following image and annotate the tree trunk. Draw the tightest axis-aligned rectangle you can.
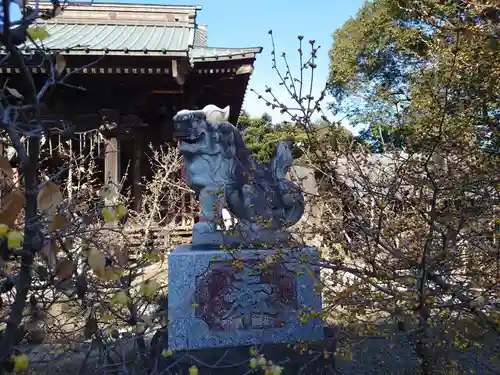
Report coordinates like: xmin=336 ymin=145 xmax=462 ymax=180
xmin=0 ymin=138 xmax=40 ymax=370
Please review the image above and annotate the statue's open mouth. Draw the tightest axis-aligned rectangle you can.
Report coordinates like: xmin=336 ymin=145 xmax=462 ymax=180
xmin=181 ymin=132 xmax=204 ymax=144
xmin=173 ymin=118 xmax=201 ymax=143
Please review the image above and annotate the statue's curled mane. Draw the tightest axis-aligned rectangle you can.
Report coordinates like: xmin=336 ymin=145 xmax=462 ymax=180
xmin=173 ymin=104 xmax=305 ymax=245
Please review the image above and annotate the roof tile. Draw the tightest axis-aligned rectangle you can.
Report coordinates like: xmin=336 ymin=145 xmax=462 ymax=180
xmin=191 ymin=46 xmax=262 ymax=61
xmin=22 ymin=23 xmax=194 ymax=54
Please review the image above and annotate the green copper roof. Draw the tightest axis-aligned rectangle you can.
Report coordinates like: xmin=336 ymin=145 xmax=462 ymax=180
xmin=191 ymin=46 xmax=262 ymax=61
xmin=22 ymin=23 xmax=195 ymax=55
xmin=18 ymin=23 xmax=261 ymax=61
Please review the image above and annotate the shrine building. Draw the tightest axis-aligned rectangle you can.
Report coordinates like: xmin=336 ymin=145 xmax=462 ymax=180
xmin=0 ymin=2 xmax=261 ymax=221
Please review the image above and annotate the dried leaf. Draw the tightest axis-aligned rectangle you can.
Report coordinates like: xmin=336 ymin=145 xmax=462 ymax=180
xmin=0 ymin=155 xmax=14 ymax=182
xmin=76 ymin=201 xmax=90 ymax=212
xmin=0 ymin=190 xmax=24 ymax=227
xmin=60 ymin=302 xmax=72 ymax=313
xmin=38 ymin=181 xmax=63 ymax=214
xmin=114 ymin=247 xmax=128 ymax=266
xmin=84 ymin=317 xmax=98 ymax=339
xmin=48 ymin=214 xmax=69 ymax=232
xmin=40 ymin=240 xmax=61 ymax=268
xmin=55 ymin=258 xmax=74 ymax=280
xmin=55 ymin=55 xmax=66 ymax=74
xmin=5 ymin=86 xmax=24 ymax=99
xmin=88 ymin=249 xmax=106 ymax=277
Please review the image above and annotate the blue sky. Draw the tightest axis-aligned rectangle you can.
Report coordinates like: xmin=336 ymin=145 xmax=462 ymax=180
xmin=165 ymin=0 xmax=366 ymax=124
xmin=6 ymin=0 xmax=365 ymax=124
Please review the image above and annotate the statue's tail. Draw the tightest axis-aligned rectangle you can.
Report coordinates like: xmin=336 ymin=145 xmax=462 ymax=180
xmin=270 ymin=141 xmax=293 ymax=181
xmin=270 ymin=141 xmax=305 ymax=227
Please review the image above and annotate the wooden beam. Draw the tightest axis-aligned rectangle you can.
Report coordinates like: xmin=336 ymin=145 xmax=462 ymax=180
xmin=0 ymin=67 xmax=174 ymax=74
xmin=131 ymin=133 xmax=143 ymax=212
xmin=0 ymin=138 xmax=6 ymax=158
xmin=150 ymin=89 xmax=183 ymax=94
xmin=104 ymin=137 xmax=120 ymax=187
xmin=171 ymin=59 xmax=178 ymax=78
xmin=172 ymin=59 xmax=189 ymax=86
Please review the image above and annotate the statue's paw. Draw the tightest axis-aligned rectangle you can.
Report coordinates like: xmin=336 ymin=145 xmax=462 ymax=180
xmin=193 ymin=222 xmax=216 ymax=234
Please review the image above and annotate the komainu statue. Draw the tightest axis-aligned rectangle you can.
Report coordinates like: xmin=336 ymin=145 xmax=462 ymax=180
xmin=173 ymin=105 xmax=305 ymax=246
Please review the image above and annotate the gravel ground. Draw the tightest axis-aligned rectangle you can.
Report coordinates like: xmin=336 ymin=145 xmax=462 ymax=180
xmin=334 ymin=335 xmax=499 ymax=375
xmin=150 ymin=326 xmax=500 ymax=375
xmin=16 ymin=325 xmax=500 ymax=375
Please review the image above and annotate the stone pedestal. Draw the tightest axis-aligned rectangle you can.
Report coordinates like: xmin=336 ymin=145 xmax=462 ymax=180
xmin=167 ymin=245 xmax=324 ymax=350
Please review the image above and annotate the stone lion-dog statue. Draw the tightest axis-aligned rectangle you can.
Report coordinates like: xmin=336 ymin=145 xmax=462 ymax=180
xmin=173 ymin=104 xmax=305 ymax=246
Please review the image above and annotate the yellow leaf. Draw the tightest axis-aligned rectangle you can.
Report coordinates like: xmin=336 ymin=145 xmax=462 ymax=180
xmin=0 ymin=155 xmax=14 ymax=182
xmin=343 ymin=347 xmax=353 ymax=362
xmin=0 ymin=224 xmax=9 ymax=236
xmin=55 ymin=258 xmax=74 ymax=280
xmin=38 ymin=182 xmax=63 ymax=214
xmin=257 ymin=355 xmax=267 ymax=366
xmin=7 ymin=231 xmax=23 ymax=249
xmin=144 ymin=252 xmax=160 ymax=261
xmin=88 ymin=248 xmax=106 ymax=277
xmin=11 ymin=353 xmax=29 ymax=371
xmin=188 ymin=365 xmax=199 ymax=375
xmin=101 ymin=313 xmax=113 ymax=322
xmin=0 ymin=190 xmax=24 ymax=227
xmin=135 ymin=323 xmax=146 ymax=333
xmin=111 ymin=290 xmax=130 ymax=306
xmin=161 ymin=349 xmax=173 ymax=357
xmin=249 ymin=358 xmax=257 ymax=368
xmin=270 ymin=365 xmax=284 ymax=375
xmin=116 ymin=204 xmax=127 ymax=218
xmin=139 ymin=280 xmax=159 ymax=299
xmin=102 ymin=207 xmax=117 ymax=223
xmin=27 ymin=26 xmax=49 ymax=41
xmin=103 ymin=266 xmax=123 ymax=281
xmin=3 ymin=261 xmax=12 ymax=273
xmin=48 ymin=214 xmax=69 ymax=232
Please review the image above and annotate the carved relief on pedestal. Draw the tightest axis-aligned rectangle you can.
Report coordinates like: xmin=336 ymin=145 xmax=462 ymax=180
xmin=193 ymin=259 xmax=298 ymax=331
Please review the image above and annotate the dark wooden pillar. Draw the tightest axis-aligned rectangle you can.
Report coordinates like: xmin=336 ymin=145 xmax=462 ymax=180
xmin=104 ymin=137 xmax=120 ymax=186
xmin=0 ymin=138 xmax=6 ymax=157
xmin=131 ymin=132 xmax=143 ymax=212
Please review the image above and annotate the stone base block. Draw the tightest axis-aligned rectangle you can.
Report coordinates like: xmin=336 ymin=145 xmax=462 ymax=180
xmin=191 ymin=225 xmax=290 ymax=247
xmin=168 ymin=245 xmax=323 ymax=350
